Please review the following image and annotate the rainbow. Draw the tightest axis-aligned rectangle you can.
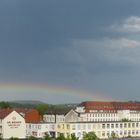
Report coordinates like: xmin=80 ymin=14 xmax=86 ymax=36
xmin=0 ymin=83 xmax=112 ymax=102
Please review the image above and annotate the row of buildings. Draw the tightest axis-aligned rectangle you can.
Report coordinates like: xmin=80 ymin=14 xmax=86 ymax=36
xmin=1 ymin=101 xmax=140 ymax=139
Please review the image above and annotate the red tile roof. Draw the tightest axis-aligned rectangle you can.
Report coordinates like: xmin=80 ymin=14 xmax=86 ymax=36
xmin=80 ymin=101 xmax=140 ymax=112
xmin=0 ymin=109 xmax=13 ymax=119
xmin=0 ymin=108 xmax=41 ymax=122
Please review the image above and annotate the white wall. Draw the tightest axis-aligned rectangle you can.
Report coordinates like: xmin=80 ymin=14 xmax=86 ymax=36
xmin=2 ymin=111 xmax=26 ymax=139
xmin=68 ymin=122 xmax=140 ymax=139
xmin=43 ymin=114 xmax=65 ymax=123
xmin=26 ymin=123 xmax=56 ymax=138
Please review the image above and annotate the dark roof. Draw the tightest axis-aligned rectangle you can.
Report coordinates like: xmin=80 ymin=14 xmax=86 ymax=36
xmin=45 ymin=108 xmax=71 ymax=115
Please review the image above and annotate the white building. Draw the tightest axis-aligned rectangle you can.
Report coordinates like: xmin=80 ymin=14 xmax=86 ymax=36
xmin=38 ymin=101 xmax=140 ymax=139
xmin=27 ymin=121 xmax=140 ymax=139
xmin=43 ymin=102 xmax=140 ymax=124
xmin=0 ymin=110 xmax=26 ymax=139
xmin=26 ymin=123 xmax=56 ymax=138
xmin=57 ymin=121 xmax=140 ymax=139
xmin=74 ymin=101 xmax=140 ymax=122
xmin=75 ymin=109 xmax=140 ymax=122
xmin=43 ymin=114 xmax=65 ymax=123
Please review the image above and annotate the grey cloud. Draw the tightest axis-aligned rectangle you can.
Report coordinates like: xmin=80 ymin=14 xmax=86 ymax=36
xmin=110 ymin=16 xmax=140 ymax=33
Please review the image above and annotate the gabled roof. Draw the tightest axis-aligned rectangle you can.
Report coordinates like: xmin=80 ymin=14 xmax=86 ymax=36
xmin=0 ymin=109 xmax=13 ymax=119
xmin=0 ymin=108 xmax=38 ymax=119
xmin=65 ymin=109 xmax=79 ymax=116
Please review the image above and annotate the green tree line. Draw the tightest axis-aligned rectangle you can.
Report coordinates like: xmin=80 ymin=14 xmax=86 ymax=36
xmin=0 ymin=132 xmax=99 ymax=140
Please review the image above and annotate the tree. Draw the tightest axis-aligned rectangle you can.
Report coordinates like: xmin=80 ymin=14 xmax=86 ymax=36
xmin=121 ymin=118 xmax=131 ymax=122
xmin=111 ymin=131 xmax=118 ymax=139
xmin=9 ymin=137 xmax=19 ymax=140
xmin=27 ymin=136 xmax=39 ymax=140
xmin=70 ymin=134 xmax=79 ymax=140
xmin=61 ymin=133 xmax=79 ymax=140
xmin=83 ymin=132 xmax=98 ymax=140
xmin=36 ymin=104 xmax=48 ymax=116
xmin=43 ymin=133 xmax=53 ymax=140
xmin=56 ymin=134 xmax=66 ymax=140
xmin=0 ymin=101 xmax=11 ymax=109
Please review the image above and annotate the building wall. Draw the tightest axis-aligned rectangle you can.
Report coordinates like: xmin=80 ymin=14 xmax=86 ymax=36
xmin=43 ymin=109 xmax=140 ymax=124
xmin=43 ymin=114 xmax=65 ymax=123
xmin=57 ymin=122 xmax=140 ymax=139
xmin=26 ymin=123 xmax=56 ymax=138
xmin=56 ymin=123 xmax=71 ymax=137
xmin=94 ymin=122 xmax=140 ymax=139
xmin=43 ymin=115 xmax=55 ymax=122
xmin=2 ymin=111 xmax=26 ymax=139
xmin=75 ymin=107 xmax=140 ymax=122
xmin=27 ymin=109 xmax=140 ymax=139
xmin=25 ymin=103 xmax=140 ymax=139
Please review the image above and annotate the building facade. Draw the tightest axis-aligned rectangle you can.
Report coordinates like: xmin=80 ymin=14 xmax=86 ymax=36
xmin=56 ymin=121 xmax=140 ymax=139
xmin=75 ymin=101 xmax=140 ymax=122
xmin=26 ymin=123 xmax=56 ymax=138
xmin=0 ymin=110 xmax=26 ymax=139
xmin=39 ymin=101 xmax=140 ymax=139
xmin=3 ymin=101 xmax=138 ymax=139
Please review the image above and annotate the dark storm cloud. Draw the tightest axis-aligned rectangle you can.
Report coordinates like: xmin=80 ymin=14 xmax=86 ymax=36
xmin=0 ymin=0 xmax=140 ymax=103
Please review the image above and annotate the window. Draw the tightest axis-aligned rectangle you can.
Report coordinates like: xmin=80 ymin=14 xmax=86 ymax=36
xmin=57 ymin=125 xmax=61 ymax=129
xmin=124 ymin=130 xmax=127 ymax=135
xmin=102 ymin=131 xmax=105 ymax=137
xmin=88 ymin=124 xmax=91 ymax=129
xmin=62 ymin=124 xmax=64 ymax=129
xmin=77 ymin=132 xmax=81 ymax=137
xmin=102 ymin=124 xmax=105 ymax=129
xmin=38 ymin=125 xmax=41 ymax=129
xmin=111 ymin=124 xmax=114 ymax=128
xmin=132 ymin=130 xmax=135 ymax=135
xmin=107 ymin=131 xmax=109 ymax=137
xmin=124 ymin=123 xmax=127 ymax=128
xmin=128 ymin=130 xmax=131 ymax=135
xmin=72 ymin=125 xmax=75 ymax=130
xmin=83 ymin=124 xmax=86 ymax=130
xmin=78 ymin=125 xmax=81 ymax=130
xmin=120 ymin=131 xmax=122 ymax=135
xmin=136 ymin=130 xmax=138 ymax=135
xmin=107 ymin=124 xmax=110 ymax=128
xmin=67 ymin=124 xmax=70 ymax=129
xmin=132 ymin=123 xmax=135 ymax=127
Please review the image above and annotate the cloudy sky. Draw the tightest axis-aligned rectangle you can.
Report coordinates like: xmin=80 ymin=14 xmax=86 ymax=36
xmin=0 ymin=0 xmax=140 ymax=103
